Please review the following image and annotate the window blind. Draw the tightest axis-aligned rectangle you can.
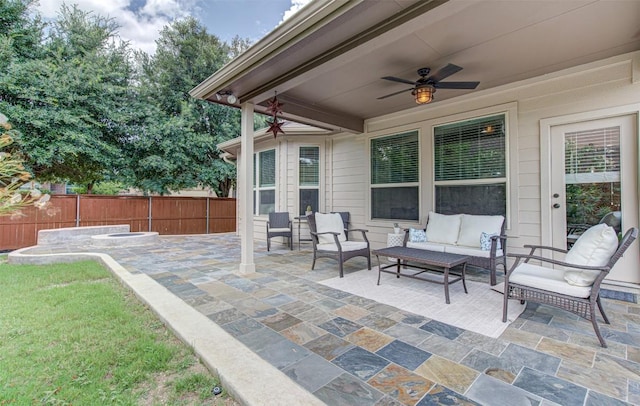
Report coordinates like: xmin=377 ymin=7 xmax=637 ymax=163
xmin=434 ymin=115 xmax=505 ymax=181
xmin=259 ymin=149 xmax=276 ymax=187
xmin=371 ymin=131 xmax=419 ymax=184
xmin=299 ymin=147 xmax=319 ymax=186
xmin=565 ymin=126 xmax=620 ymax=184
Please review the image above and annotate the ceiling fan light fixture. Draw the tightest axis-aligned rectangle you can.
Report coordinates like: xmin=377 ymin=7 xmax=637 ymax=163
xmin=413 ymin=85 xmax=435 ymax=104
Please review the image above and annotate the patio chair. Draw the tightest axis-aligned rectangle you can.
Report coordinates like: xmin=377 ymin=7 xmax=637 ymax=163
xmin=307 ymin=212 xmax=371 ymax=277
xmin=266 ymin=212 xmax=293 ymax=251
xmin=503 ymin=224 xmax=637 ymax=347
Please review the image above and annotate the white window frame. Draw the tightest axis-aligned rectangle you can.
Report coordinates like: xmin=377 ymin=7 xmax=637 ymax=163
xmin=369 ymin=130 xmax=420 ymax=222
xmin=253 ymin=148 xmax=276 ymax=216
xmin=298 ymin=145 xmax=320 ymax=215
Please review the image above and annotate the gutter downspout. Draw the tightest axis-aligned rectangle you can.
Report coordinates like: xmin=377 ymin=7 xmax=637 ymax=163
xmin=238 ymin=103 xmax=255 ymax=274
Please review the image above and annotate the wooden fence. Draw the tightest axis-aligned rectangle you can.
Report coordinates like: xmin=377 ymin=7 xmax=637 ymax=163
xmin=0 ymin=195 xmax=236 ymax=250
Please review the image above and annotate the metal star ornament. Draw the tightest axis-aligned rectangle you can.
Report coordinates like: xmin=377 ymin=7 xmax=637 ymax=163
xmin=267 ymin=118 xmax=285 ymax=138
xmin=266 ymin=93 xmax=285 ymax=137
xmin=266 ymin=95 xmax=284 ymax=116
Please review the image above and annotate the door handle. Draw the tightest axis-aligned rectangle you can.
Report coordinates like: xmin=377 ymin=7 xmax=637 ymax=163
xmin=553 ymin=203 xmax=560 ymax=209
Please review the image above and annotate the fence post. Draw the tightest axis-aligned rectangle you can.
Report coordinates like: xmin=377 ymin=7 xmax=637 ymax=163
xmin=76 ymin=194 xmax=80 ymax=227
xmin=148 ymin=196 xmax=152 ymax=232
xmin=206 ymin=197 xmax=210 ymax=234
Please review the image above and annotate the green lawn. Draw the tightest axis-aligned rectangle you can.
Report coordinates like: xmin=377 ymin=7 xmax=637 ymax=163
xmin=0 ymin=259 xmax=234 ymax=405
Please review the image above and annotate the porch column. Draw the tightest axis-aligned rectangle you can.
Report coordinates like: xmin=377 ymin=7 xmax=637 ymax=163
xmin=238 ymin=102 xmax=255 ymax=274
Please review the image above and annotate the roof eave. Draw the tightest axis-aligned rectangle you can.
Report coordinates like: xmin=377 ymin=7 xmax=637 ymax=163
xmin=189 ymin=0 xmax=365 ymax=102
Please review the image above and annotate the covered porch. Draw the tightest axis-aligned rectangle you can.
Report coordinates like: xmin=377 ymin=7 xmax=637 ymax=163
xmin=191 ymin=0 xmax=640 ymax=287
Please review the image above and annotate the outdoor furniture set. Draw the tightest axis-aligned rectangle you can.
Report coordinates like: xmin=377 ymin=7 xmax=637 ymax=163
xmin=274 ymin=210 xmax=637 ymax=347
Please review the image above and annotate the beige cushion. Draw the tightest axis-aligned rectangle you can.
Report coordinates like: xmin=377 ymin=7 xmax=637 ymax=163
xmin=563 ymin=271 xmax=599 ymax=287
xmin=269 ymin=227 xmax=291 ymax=233
xmin=317 ymin=241 xmax=367 ymax=252
xmin=563 ymin=224 xmax=618 ymax=287
xmin=315 ymin=212 xmax=346 ymax=244
xmin=457 ymin=214 xmax=504 ymax=248
xmin=510 ymin=263 xmax=591 ymax=298
xmin=445 ymin=245 xmax=503 ymax=258
xmin=406 ymin=241 xmax=447 ymax=252
xmin=426 ymin=212 xmax=462 ymax=245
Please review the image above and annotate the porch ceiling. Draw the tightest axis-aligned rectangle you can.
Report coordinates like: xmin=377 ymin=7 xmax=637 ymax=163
xmin=191 ymin=0 xmax=640 ymax=133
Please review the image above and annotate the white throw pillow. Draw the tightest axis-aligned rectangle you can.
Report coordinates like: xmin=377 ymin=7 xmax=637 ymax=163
xmin=563 ymin=223 xmax=619 ymax=287
xmin=565 ymin=223 xmax=618 ymax=267
xmin=425 ymin=212 xmax=462 ymax=245
xmin=315 ymin=212 xmax=346 ymax=244
xmin=457 ymin=214 xmax=504 ymax=248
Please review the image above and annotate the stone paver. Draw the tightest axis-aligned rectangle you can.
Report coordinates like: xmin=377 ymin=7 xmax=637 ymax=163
xmin=10 ymin=233 xmax=640 ymax=405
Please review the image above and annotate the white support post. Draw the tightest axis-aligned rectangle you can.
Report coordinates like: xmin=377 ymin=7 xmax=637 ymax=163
xmin=238 ymin=102 xmax=255 ymax=274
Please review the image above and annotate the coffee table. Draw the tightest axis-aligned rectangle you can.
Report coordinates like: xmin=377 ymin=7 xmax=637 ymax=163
xmin=371 ymin=246 xmax=470 ymax=304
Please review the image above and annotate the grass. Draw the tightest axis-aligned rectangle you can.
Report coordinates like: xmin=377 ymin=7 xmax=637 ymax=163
xmin=0 ymin=260 xmax=236 ymax=405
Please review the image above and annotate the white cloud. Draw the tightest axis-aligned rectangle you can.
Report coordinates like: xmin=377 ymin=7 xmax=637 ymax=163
xmin=34 ymin=0 xmax=193 ymax=54
xmin=280 ymin=0 xmax=313 ymax=25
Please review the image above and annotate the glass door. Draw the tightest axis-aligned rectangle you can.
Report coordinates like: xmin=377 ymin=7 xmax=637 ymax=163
xmin=550 ymin=115 xmax=638 ymax=283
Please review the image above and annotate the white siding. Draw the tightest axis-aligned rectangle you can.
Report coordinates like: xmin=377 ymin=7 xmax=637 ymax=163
xmin=246 ymin=51 xmax=640 ymax=266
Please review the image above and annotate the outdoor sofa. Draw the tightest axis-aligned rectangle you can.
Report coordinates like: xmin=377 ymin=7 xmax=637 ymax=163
xmin=403 ymin=211 xmax=507 ymax=285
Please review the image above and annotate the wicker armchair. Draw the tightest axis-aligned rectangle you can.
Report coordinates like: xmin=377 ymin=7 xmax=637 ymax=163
xmin=266 ymin=212 xmax=293 ymax=251
xmin=307 ymin=212 xmax=371 ymax=277
xmin=503 ymin=226 xmax=637 ymax=347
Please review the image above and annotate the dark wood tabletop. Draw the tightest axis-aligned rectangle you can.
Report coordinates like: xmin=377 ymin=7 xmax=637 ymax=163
xmin=372 ymin=246 xmax=470 ymax=267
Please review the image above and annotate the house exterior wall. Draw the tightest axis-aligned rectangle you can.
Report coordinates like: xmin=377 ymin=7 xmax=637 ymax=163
xmin=244 ymin=52 xmax=640 ymax=282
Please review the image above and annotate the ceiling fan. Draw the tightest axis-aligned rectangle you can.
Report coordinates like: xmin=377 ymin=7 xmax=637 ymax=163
xmin=377 ymin=63 xmax=480 ymax=104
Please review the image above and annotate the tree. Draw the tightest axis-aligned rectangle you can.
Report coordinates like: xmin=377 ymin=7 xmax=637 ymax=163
xmin=130 ymin=17 xmax=245 ymax=196
xmin=0 ymin=5 xmax=138 ymax=192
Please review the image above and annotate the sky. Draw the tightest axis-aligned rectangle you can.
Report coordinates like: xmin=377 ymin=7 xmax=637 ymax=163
xmin=34 ymin=0 xmax=313 ymax=54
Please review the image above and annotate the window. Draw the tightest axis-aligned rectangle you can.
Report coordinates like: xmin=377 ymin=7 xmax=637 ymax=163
xmin=565 ymin=126 xmax=621 ymax=225
xmin=299 ymin=146 xmax=319 ymax=215
xmin=370 ymin=131 xmax=419 ymax=221
xmin=433 ymin=114 xmax=506 ymax=215
xmin=254 ymin=149 xmax=275 ymax=215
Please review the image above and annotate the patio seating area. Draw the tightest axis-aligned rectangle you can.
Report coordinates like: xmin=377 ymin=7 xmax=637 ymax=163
xmin=11 ymin=233 xmax=640 ymax=405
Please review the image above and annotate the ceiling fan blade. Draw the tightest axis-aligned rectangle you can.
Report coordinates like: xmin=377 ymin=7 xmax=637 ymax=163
xmin=381 ymin=76 xmax=417 ymax=86
xmin=428 ymin=63 xmax=463 ymax=83
xmin=377 ymin=88 xmax=414 ymax=100
xmin=434 ymin=81 xmax=480 ymax=89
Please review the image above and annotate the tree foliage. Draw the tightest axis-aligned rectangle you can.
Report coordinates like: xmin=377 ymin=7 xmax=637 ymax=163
xmin=0 ymin=2 xmax=253 ymax=196
xmin=0 ymin=4 xmax=137 ymax=192
xmin=128 ymin=17 xmax=249 ymax=196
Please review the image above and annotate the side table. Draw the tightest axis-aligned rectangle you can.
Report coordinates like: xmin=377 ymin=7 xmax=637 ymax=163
xmin=294 ymin=216 xmax=312 ymax=250
xmin=387 ymin=232 xmax=405 ymax=261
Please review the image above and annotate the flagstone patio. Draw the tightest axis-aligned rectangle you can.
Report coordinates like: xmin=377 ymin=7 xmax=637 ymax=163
xmin=12 ymin=233 xmax=640 ymax=405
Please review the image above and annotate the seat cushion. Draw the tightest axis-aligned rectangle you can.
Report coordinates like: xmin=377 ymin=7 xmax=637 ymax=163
xmin=426 ymin=212 xmax=462 ymax=245
xmin=510 ymin=263 xmax=592 ymax=298
xmin=445 ymin=245 xmax=503 ymax=258
xmin=406 ymin=241 xmax=447 ymax=252
xmin=317 ymin=241 xmax=368 ymax=252
xmin=269 ymin=227 xmax=291 ymax=233
xmin=457 ymin=214 xmax=504 ymax=248
xmin=315 ymin=212 xmax=347 ymax=244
